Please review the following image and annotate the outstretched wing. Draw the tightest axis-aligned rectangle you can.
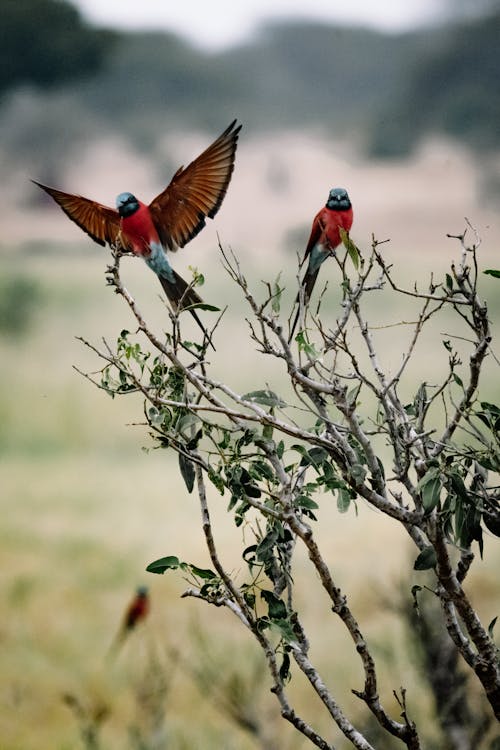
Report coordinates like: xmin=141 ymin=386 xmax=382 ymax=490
xmin=149 ymin=120 xmax=241 ymax=251
xmin=32 ymin=181 xmax=127 ymax=249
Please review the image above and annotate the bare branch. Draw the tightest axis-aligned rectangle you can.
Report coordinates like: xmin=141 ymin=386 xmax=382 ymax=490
xmin=77 ymin=229 xmax=499 ymax=746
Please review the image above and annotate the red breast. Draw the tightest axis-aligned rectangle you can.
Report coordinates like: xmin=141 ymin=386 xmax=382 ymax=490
xmin=121 ymin=201 xmax=161 ymax=256
xmin=319 ymin=206 xmax=354 ymax=249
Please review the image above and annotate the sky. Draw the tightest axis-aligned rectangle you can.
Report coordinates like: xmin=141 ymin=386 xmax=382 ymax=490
xmin=72 ymin=0 xmax=449 ymax=50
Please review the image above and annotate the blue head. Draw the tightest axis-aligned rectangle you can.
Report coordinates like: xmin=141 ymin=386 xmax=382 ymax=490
xmin=326 ymin=187 xmax=351 ymax=210
xmin=116 ymin=192 xmax=139 ymax=218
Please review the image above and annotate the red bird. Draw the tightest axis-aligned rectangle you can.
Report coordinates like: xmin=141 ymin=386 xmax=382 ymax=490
xmin=108 ymin=585 xmax=150 ymax=657
xmin=33 ymin=120 xmax=241 ymax=345
xmin=289 ymin=187 xmax=353 ymax=342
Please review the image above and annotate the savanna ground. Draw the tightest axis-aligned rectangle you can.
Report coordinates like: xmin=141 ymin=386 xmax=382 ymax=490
xmin=1 ymin=131 xmax=499 ymax=749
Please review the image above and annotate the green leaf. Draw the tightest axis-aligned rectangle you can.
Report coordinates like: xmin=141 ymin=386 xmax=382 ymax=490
xmin=421 ymin=476 xmax=442 ymax=513
xmin=294 ymin=445 xmax=329 ymax=467
xmin=271 ymin=618 xmax=297 ymax=643
xmin=346 ymin=384 xmax=360 ymax=408
xmin=217 ymin=430 xmax=231 ymax=450
xmin=445 ymin=273 xmax=453 ymax=289
xmin=442 ymin=339 xmax=452 ymax=352
xmin=449 ymin=471 xmax=469 ymax=501
xmin=295 ymin=331 xmax=320 ymax=358
xmin=234 ymin=500 xmax=250 ymax=526
xmin=413 ymin=546 xmax=437 ymax=571
xmin=189 ymin=564 xmax=217 ymax=580
xmin=184 ymin=302 xmax=220 ymax=312
xmin=261 ymin=590 xmax=287 ymax=620
xmin=236 ymin=428 xmax=257 ymax=448
xmin=256 ymin=530 xmax=279 ymax=562
xmin=272 ymin=273 xmax=283 ymax=313
xmin=475 ymin=411 xmax=494 ymax=430
xmin=375 ymin=456 xmax=385 ymax=481
xmin=296 ymin=495 xmax=319 ymax=510
xmin=227 ymin=493 xmax=239 ymax=512
xmin=208 ymin=467 xmax=225 ymax=494
xmin=308 ymin=446 xmax=330 ymax=466
xmin=459 ymin=505 xmax=483 ymax=554
xmin=324 ymin=474 xmax=345 ymax=491
xmin=148 ymin=406 xmax=163 ymax=426
xmin=179 ymin=453 xmax=195 ymax=493
xmin=188 ymin=266 xmax=205 ymax=287
xmin=146 ymin=555 xmax=181 ymax=574
xmin=262 ymin=422 xmax=274 ymax=441
xmin=484 ymin=269 xmax=500 ymax=278
xmin=416 ymin=466 xmax=439 ymax=489
xmin=348 ymin=463 xmax=367 ymax=484
xmin=251 ymin=460 xmax=275 ymax=482
xmin=242 ymin=389 xmax=287 ymax=408
xmin=480 ymin=401 xmax=500 ymax=417
xmin=339 ymin=227 xmax=359 ymax=269
xmin=176 ymin=413 xmax=200 ymax=435
xmin=337 ymin=488 xmax=352 ymax=513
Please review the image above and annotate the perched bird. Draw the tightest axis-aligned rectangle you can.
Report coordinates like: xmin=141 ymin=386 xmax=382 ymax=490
xmin=289 ymin=187 xmax=353 ymax=342
xmin=33 ymin=120 xmax=241 ymax=345
xmin=108 ymin=586 xmax=150 ymax=658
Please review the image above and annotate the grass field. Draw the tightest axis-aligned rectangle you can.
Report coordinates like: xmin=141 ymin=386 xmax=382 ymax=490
xmin=1 ymin=133 xmax=499 ymax=749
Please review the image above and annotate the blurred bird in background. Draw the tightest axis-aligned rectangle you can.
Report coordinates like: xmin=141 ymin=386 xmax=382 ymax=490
xmin=108 ymin=585 xmax=150 ymax=658
xmin=289 ymin=187 xmax=353 ymax=342
xmin=33 ymin=120 xmax=241 ymax=346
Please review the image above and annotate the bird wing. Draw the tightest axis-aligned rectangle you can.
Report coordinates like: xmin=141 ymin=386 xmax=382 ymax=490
xmin=302 ymin=210 xmax=325 ymax=264
xmin=33 ymin=180 xmax=128 ymax=250
xmin=148 ymin=120 xmax=241 ymax=251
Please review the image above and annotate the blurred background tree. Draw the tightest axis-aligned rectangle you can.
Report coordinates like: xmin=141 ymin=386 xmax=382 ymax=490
xmin=1 ymin=0 xmax=499 ymax=175
xmin=368 ymin=6 xmax=500 ymax=157
xmin=0 ymin=0 xmax=116 ymax=96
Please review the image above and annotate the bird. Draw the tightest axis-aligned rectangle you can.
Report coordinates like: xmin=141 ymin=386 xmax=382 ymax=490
xmin=289 ymin=187 xmax=353 ymax=342
xmin=108 ymin=585 xmax=150 ymax=658
xmin=33 ymin=120 xmax=242 ymax=346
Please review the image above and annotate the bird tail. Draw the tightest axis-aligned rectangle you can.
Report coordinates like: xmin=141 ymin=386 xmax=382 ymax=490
xmin=106 ymin=627 xmax=128 ymax=662
xmin=288 ymin=268 xmax=319 ymax=344
xmin=158 ymin=270 xmax=215 ymax=350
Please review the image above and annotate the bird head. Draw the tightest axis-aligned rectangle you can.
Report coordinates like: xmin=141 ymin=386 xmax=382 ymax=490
xmin=326 ymin=187 xmax=351 ymax=210
xmin=116 ymin=192 xmax=139 ymax=217
xmin=136 ymin=586 xmax=148 ymax=598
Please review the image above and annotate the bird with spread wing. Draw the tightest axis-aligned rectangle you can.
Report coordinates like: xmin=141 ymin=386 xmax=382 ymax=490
xmin=34 ymin=120 xmax=241 ymax=346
